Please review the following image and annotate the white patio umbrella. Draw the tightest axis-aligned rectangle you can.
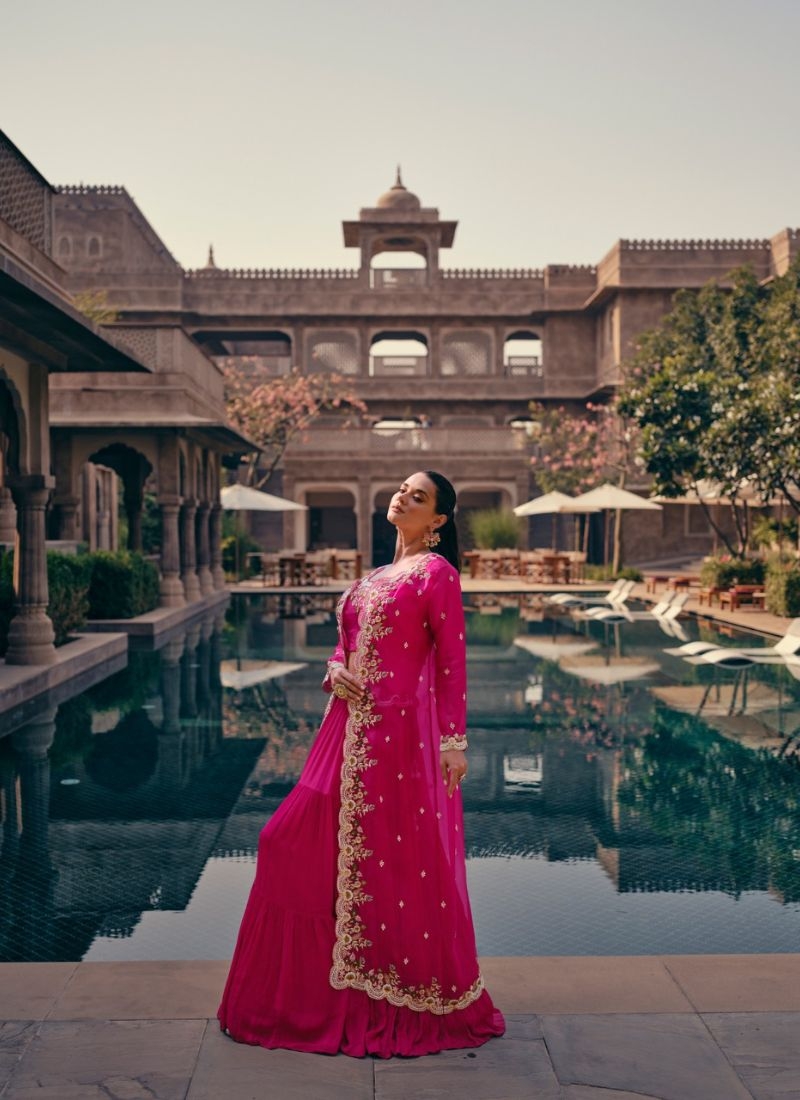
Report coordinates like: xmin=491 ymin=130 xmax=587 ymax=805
xmin=513 ymin=635 xmax=598 ymax=661
xmin=220 ymin=484 xmax=307 ymax=580
xmin=220 ymin=484 xmax=307 ymax=513
xmin=571 ymin=483 xmax=662 ymax=571
xmin=513 ymin=490 xmax=599 ymax=551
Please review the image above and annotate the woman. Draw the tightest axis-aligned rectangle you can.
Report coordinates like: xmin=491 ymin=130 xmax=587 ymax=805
xmin=218 ymin=470 xmax=505 ymax=1058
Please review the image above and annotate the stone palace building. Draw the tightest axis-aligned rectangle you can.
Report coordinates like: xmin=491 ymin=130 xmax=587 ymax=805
xmin=51 ymin=170 xmax=800 ymax=565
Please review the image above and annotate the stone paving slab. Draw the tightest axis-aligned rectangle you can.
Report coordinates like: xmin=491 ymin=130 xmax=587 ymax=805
xmin=374 ymin=1036 xmax=560 ymax=1100
xmin=0 ymin=1023 xmax=38 ymax=1093
xmin=664 ymin=954 xmax=800 ymax=1012
xmin=703 ymin=1013 xmax=800 ymax=1100
xmin=0 ymin=964 xmax=77 ymax=1022
xmin=47 ymin=960 xmax=229 ymax=1021
xmin=541 ymin=1013 xmax=754 ymax=1100
xmin=187 ymin=1023 xmax=374 ymax=1100
xmin=481 ymin=955 xmax=695 ymax=1014
xmin=0 ymin=1018 xmax=205 ymax=1100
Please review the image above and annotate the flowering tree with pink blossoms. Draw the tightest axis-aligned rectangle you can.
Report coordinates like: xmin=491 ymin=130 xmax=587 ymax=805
xmin=529 ymin=400 xmax=634 ymax=494
xmin=223 ymin=362 xmax=367 ymax=488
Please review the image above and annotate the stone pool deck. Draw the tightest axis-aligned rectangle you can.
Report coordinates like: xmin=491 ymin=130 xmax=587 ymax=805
xmin=2 ymin=955 xmax=799 ymax=1098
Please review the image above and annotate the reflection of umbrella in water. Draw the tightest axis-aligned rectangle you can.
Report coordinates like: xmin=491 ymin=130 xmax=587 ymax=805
xmin=559 ymin=654 xmax=660 ymax=685
xmin=513 ymin=635 xmax=598 ymax=661
xmin=220 ymin=659 xmax=307 ymax=690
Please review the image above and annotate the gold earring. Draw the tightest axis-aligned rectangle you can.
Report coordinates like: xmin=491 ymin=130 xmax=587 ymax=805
xmin=423 ymin=527 xmax=441 ymax=549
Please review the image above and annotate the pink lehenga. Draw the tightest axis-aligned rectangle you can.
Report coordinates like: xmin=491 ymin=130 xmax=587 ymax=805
xmin=217 ymin=553 xmax=505 ymax=1058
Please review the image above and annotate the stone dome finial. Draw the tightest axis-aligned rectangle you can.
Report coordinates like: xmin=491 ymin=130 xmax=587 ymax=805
xmin=204 ymin=244 xmax=217 ymax=269
xmin=376 ymin=168 xmax=421 ymax=212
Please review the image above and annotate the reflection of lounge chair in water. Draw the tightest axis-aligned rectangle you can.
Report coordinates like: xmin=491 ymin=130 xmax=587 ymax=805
xmin=665 ymin=618 xmax=800 ymax=666
xmin=587 ymin=592 xmax=689 ymax=623
xmin=547 ymin=578 xmax=635 ymax=609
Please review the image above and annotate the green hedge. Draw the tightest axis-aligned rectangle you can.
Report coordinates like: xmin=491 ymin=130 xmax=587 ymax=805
xmin=87 ymin=550 xmax=160 ymax=619
xmin=765 ymin=562 xmax=800 ymax=617
xmin=467 ymin=509 xmax=521 ymax=549
xmin=47 ymin=552 xmax=93 ymax=643
xmin=0 ymin=550 xmax=94 ymax=655
xmin=699 ymin=556 xmax=766 ymax=589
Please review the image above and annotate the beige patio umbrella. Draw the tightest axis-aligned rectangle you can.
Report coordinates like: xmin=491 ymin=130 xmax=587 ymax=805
xmin=559 ymin=654 xmax=661 ymax=685
xmin=220 ymin=483 xmax=307 ymax=580
xmin=513 ymin=490 xmax=599 ymax=551
xmin=513 ymin=635 xmax=598 ymax=661
xmin=571 ymin=483 xmax=662 ymax=572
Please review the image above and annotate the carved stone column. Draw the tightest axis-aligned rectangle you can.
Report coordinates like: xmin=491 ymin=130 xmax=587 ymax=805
xmin=5 ymin=480 xmax=56 ymax=666
xmin=357 ymin=477 xmax=372 ymax=567
xmin=0 ymin=486 xmax=17 ymax=544
xmin=124 ymin=481 xmax=144 ymax=551
xmin=195 ymin=503 xmax=214 ymax=595
xmin=180 ymin=499 xmax=202 ymax=602
xmin=158 ymin=496 xmax=185 ymax=608
xmin=209 ymin=504 xmax=225 ymax=590
xmin=53 ymin=496 xmax=80 ymax=542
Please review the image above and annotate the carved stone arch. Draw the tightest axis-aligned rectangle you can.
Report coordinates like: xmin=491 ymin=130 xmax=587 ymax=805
xmin=88 ymin=442 xmax=154 ymax=551
xmin=0 ymin=368 xmax=24 ymax=480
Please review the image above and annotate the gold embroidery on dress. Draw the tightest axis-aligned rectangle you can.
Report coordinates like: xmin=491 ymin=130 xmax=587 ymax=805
xmin=329 ymin=556 xmax=484 ymax=1014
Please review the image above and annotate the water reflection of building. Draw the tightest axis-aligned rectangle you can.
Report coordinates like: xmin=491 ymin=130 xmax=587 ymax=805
xmin=0 ymin=612 xmax=264 ymax=961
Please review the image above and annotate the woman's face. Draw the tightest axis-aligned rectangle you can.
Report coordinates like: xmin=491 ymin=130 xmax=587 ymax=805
xmin=387 ymin=472 xmax=445 ymax=538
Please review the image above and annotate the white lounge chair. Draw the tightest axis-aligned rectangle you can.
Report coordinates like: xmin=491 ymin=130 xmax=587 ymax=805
xmin=550 ymin=578 xmax=635 ymax=610
xmin=590 ymin=592 xmax=689 ymax=624
xmin=665 ymin=617 xmax=800 ymax=660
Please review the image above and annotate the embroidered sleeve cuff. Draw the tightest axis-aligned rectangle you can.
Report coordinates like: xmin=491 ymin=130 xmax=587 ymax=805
xmin=323 ymin=661 xmax=345 ymax=693
xmin=440 ymin=734 xmax=468 ymax=751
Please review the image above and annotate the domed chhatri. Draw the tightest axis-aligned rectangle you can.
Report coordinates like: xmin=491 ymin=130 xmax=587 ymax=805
xmin=375 ymin=167 xmax=421 ymax=212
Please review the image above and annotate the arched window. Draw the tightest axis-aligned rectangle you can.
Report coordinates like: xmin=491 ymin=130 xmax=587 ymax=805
xmin=370 ymin=249 xmax=427 ymax=289
xmin=308 ymin=330 xmax=359 ymax=375
xmin=58 ymin=236 xmax=71 ymax=257
xmin=87 ymin=236 xmax=102 ymax=258
xmin=441 ymin=331 xmax=491 ymax=376
xmin=369 ymin=332 xmax=428 ymax=377
xmin=504 ymin=331 xmax=543 ymax=377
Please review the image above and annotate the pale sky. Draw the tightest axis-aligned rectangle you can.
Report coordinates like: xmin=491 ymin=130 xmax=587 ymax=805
xmin=3 ymin=0 xmax=798 ymax=271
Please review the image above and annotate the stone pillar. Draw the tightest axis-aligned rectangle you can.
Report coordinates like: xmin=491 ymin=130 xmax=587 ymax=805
xmin=357 ymin=478 xmax=372 ymax=566
xmin=156 ymin=637 xmax=184 ymax=789
xmin=0 ymin=486 xmax=17 ymax=545
xmin=5 ymin=480 xmax=56 ymax=666
xmin=180 ymin=499 xmax=202 ymax=602
xmin=209 ymin=504 xmax=225 ymax=589
xmin=195 ymin=503 xmax=214 ymax=595
xmin=124 ymin=482 xmax=144 ymax=552
xmin=158 ymin=496 xmax=185 ymax=608
xmin=54 ymin=496 xmax=80 ymax=541
xmin=96 ymin=469 xmax=112 ymax=550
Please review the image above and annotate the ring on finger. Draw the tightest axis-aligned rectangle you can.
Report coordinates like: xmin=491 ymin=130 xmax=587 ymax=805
xmin=334 ymin=684 xmax=348 ymax=699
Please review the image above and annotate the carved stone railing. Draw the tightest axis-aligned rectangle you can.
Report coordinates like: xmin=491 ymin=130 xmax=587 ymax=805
xmin=0 ymin=132 xmax=53 ymax=254
xmin=619 ymin=238 xmax=770 ymax=252
xmin=185 ymin=267 xmax=360 ymax=280
xmin=441 ymin=268 xmax=544 ymax=279
xmin=57 ymin=184 xmax=128 ymax=196
xmin=286 ymin=426 xmax=532 ymax=456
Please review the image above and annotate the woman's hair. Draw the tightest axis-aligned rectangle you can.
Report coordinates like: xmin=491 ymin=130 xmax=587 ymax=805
xmin=424 ymin=470 xmax=461 ymax=573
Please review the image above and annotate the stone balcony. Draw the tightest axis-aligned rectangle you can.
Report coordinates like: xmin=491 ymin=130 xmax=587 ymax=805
xmin=286 ymin=424 xmax=534 ymax=458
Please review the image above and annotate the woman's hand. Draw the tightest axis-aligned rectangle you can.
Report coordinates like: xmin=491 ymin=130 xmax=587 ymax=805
xmin=440 ymin=749 xmax=468 ymax=798
xmin=329 ymin=663 xmax=365 ymax=704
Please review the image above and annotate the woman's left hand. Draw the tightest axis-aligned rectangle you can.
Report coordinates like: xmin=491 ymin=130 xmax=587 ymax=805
xmin=440 ymin=749 xmax=468 ymax=798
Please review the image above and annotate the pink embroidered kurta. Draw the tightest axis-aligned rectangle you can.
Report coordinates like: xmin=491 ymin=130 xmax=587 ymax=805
xmin=218 ymin=553 xmax=505 ymax=1057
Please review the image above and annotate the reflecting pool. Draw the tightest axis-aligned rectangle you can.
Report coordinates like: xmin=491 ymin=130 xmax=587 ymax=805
xmin=2 ymin=593 xmax=799 ymax=962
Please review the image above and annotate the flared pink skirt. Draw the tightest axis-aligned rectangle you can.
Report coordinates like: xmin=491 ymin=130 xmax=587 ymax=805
xmin=217 ymin=702 xmax=505 ymax=1058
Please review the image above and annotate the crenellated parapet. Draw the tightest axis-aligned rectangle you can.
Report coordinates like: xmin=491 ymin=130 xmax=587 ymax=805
xmin=185 ymin=266 xmax=360 ymax=280
xmin=619 ymin=237 xmax=770 ymax=252
xmin=441 ymin=267 xmax=544 ymax=280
